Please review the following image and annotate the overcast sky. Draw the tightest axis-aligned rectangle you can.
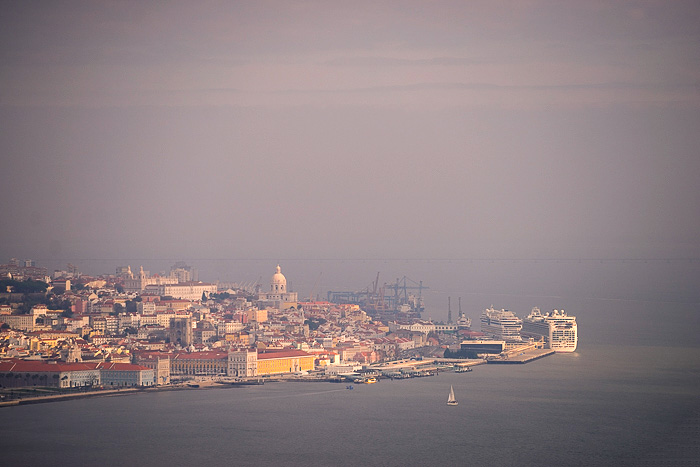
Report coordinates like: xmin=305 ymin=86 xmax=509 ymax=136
xmin=1 ymin=1 xmax=699 ymax=276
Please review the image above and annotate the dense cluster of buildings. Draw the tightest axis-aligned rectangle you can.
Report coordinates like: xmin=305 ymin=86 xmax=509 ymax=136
xmin=0 ymin=261 xmax=480 ymax=390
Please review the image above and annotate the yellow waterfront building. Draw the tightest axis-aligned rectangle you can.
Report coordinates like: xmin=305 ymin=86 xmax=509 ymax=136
xmin=256 ymin=349 xmax=314 ymax=375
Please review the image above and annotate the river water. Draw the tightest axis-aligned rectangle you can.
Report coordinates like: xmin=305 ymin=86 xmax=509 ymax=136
xmin=2 ymin=259 xmax=699 ymax=465
xmin=2 ymin=343 xmax=699 ymax=466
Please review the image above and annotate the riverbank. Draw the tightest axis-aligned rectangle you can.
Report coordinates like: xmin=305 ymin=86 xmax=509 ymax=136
xmin=0 ymin=352 xmax=554 ymax=407
xmin=0 ymin=382 xmax=226 ymax=408
xmin=0 ymin=376 xmax=342 ymax=407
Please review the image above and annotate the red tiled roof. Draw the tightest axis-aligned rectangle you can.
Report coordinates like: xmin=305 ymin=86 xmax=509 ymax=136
xmin=171 ymin=351 xmax=228 ymax=360
xmin=0 ymin=359 xmax=152 ymax=373
xmin=97 ymin=362 xmax=150 ymax=371
xmin=0 ymin=360 xmax=99 ymax=373
xmin=26 ymin=330 xmax=79 ymax=336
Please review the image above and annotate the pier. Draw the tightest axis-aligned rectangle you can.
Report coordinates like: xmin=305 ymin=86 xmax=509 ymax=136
xmin=371 ymin=357 xmax=485 ymax=378
xmin=486 ymin=348 xmax=555 ymax=364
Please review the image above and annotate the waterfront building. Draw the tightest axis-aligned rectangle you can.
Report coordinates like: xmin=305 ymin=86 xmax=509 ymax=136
xmin=0 ymin=360 xmax=154 ymax=388
xmin=256 ymin=349 xmax=314 ymax=375
xmin=480 ymin=306 xmax=523 ymax=342
xmin=133 ymin=352 xmax=171 ymax=385
xmin=459 ymin=339 xmax=506 ymax=354
xmin=170 ymin=350 xmax=228 ymax=376
xmin=336 ymin=342 xmax=379 ymax=364
xmin=227 ymin=348 xmax=258 ymax=377
xmin=98 ymin=362 xmax=155 ymax=387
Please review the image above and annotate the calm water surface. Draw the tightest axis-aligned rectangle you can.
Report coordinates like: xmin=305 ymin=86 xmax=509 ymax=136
xmin=2 ymin=343 xmax=699 ymax=466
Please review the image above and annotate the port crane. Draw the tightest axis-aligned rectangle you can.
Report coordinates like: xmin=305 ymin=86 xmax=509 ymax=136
xmin=307 ymin=272 xmax=323 ymax=302
xmin=327 ymin=273 xmax=427 ymax=315
xmin=385 ymin=276 xmax=427 ymax=312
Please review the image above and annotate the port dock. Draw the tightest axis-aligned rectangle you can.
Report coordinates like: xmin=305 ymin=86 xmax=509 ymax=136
xmin=487 ymin=348 xmax=555 ymax=364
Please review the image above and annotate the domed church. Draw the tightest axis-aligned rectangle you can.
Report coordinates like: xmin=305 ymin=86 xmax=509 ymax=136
xmin=257 ymin=265 xmax=298 ymax=309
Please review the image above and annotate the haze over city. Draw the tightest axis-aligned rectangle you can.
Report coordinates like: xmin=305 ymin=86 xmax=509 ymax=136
xmin=2 ymin=1 xmax=698 ymax=279
xmin=2 ymin=3 xmax=700 ymax=466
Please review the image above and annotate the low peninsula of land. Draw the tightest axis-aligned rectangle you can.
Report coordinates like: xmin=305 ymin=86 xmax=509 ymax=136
xmin=1 ymin=260 xmax=570 ymax=407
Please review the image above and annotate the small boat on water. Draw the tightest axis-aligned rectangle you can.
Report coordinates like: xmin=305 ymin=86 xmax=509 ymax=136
xmin=365 ymin=377 xmax=377 ymax=384
xmin=447 ymin=385 xmax=458 ymax=406
xmin=346 ymin=385 xmax=354 ymax=390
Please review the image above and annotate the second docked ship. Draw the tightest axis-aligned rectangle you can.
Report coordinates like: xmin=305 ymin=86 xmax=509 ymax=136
xmin=521 ymin=307 xmax=578 ymax=352
xmin=480 ymin=306 xmax=578 ymax=352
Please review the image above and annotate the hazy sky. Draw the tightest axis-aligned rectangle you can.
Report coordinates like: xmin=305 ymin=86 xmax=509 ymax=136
xmin=2 ymin=1 xmax=699 ymax=275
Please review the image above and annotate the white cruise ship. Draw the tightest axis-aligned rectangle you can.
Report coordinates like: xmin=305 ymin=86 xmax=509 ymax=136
xmin=522 ymin=307 xmax=578 ymax=352
xmin=480 ymin=306 xmax=522 ymax=342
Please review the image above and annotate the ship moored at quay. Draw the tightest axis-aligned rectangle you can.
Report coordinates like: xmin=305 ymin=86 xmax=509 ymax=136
xmin=479 ymin=306 xmax=578 ymax=353
xmin=521 ymin=307 xmax=578 ymax=352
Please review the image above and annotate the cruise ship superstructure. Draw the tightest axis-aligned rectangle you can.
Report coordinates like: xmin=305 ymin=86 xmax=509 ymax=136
xmin=456 ymin=297 xmax=472 ymax=330
xmin=521 ymin=307 xmax=578 ymax=352
xmin=480 ymin=306 xmax=522 ymax=342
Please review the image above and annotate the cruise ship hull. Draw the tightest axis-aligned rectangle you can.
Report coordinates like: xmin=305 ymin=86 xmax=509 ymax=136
xmin=549 ymin=322 xmax=577 ymax=352
xmin=522 ymin=308 xmax=578 ymax=353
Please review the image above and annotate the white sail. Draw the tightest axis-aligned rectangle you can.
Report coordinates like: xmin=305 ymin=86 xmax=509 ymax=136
xmin=447 ymin=385 xmax=458 ymax=405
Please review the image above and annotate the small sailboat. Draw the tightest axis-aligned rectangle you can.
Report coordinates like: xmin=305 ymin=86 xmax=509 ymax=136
xmin=447 ymin=385 xmax=458 ymax=406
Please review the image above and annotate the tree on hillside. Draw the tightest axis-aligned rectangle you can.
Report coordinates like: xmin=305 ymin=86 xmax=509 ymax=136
xmin=0 ymin=279 xmax=48 ymax=294
xmin=125 ymin=300 xmax=137 ymax=314
xmin=112 ymin=303 xmax=124 ymax=315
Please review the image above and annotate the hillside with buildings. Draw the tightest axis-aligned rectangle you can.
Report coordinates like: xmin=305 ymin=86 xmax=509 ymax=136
xmin=0 ymin=259 xmax=519 ymax=396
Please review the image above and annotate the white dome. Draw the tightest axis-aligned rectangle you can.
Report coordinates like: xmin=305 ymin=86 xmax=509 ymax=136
xmin=270 ymin=265 xmax=287 ymax=292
